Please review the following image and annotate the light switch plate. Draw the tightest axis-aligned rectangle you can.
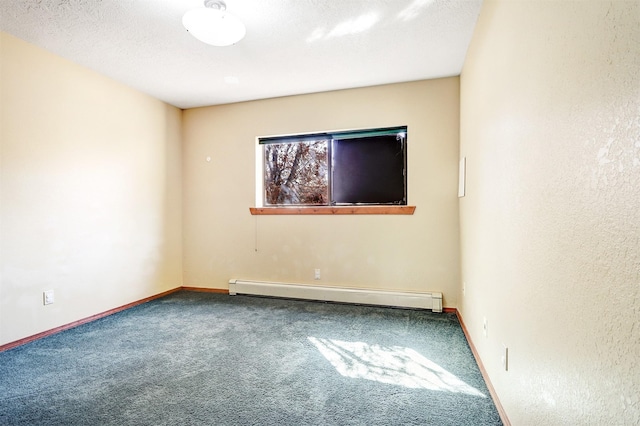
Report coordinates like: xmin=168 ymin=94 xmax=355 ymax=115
xmin=43 ymin=290 xmax=55 ymax=305
xmin=502 ymin=344 xmax=509 ymax=371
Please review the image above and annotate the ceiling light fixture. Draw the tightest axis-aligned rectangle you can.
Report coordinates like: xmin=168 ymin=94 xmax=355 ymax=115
xmin=183 ymin=0 xmax=246 ymax=47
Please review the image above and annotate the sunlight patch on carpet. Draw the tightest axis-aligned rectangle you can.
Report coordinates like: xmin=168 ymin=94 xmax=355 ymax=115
xmin=308 ymin=337 xmax=486 ymax=397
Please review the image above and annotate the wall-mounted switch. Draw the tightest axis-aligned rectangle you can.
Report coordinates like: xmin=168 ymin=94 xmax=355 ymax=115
xmin=501 ymin=344 xmax=509 ymax=371
xmin=43 ymin=290 xmax=55 ymax=305
xmin=458 ymin=157 xmax=466 ymax=197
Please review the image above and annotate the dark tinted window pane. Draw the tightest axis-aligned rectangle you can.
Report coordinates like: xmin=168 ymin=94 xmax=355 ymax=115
xmin=331 ymin=134 xmax=406 ymax=204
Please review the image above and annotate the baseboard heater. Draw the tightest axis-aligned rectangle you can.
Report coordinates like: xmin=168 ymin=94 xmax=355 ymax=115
xmin=228 ymin=279 xmax=443 ymax=312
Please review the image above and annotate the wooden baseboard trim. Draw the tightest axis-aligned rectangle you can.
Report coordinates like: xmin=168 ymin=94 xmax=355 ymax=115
xmin=180 ymin=286 xmax=229 ymax=294
xmin=456 ymin=310 xmax=511 ymax=426
xmin=0 ymin=287 xmax=183 ymax=353
xmin=443 ymin=307 xmax=457 ymax=314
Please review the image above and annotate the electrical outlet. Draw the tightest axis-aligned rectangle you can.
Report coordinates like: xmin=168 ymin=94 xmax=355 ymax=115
xmin=483 ymin=317 xmax=488 ymax=337
xmin=43 ymin=290 xmax=55 ymax=305
xmin=462 ymin=281 xmax=466 ymax=296
xmin=501 ymin=344 xmax=509 ymax=371
xmin=314 ymin=269 xmax=321 ymax=280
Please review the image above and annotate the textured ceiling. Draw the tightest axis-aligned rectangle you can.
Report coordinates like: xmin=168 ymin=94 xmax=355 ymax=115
xmin=0 ymin=0 xmax=483 ymax=109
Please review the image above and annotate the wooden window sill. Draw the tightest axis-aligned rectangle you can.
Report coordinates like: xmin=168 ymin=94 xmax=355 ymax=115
xmin=249 ymin=206 xmax=416 ymax=215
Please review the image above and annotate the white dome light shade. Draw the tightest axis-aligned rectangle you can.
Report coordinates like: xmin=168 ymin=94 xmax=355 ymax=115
xmin=183 ymin=7 xmax=246 ymax=47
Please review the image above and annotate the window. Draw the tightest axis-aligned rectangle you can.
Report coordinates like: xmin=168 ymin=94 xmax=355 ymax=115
xmin=259 ymin=126 xmax=407 ymax=207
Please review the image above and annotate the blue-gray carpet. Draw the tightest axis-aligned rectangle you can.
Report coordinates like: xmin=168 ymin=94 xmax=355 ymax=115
xmin=0 ymin=291 xmax=502 ymax=425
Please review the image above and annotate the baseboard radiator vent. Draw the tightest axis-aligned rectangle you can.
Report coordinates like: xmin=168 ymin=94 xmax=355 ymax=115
xmin=228 ymin=279 xmax=443 ymax=312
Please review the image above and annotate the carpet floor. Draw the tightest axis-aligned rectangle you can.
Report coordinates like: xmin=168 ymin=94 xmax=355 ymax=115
xmin=0 ymin=290 xmax=502 ymax=425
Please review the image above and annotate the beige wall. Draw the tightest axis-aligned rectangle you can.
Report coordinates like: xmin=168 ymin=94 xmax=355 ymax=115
xmin=10 ymin=3 xmax=639 ymax=420
xmin=182 ymin=79 xmax=461 ymax=305
xmin=0 ymin=33 xmax=183 ymax=346
xmin=460 ymin=1 xmax=639 ymax=424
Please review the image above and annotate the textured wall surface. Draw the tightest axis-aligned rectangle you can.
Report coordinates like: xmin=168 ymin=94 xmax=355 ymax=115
xmin=182 ymin=79 xmax=461 ymax=306
xmin=0 ymin=33 xmax=183 ymax=346
xmin=460 ymin=1 xmax=639 ymax=424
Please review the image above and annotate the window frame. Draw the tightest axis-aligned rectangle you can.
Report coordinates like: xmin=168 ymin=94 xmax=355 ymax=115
xmin=255 ymin=126 xmax=412 ymax=215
